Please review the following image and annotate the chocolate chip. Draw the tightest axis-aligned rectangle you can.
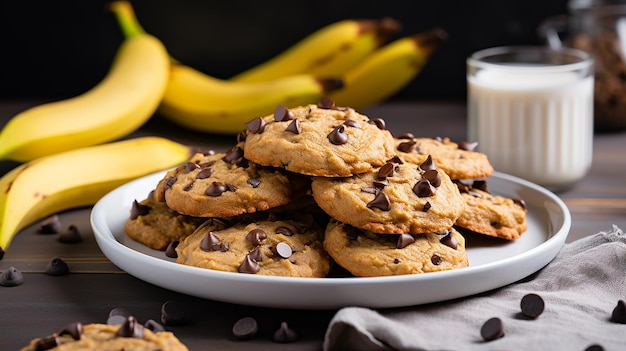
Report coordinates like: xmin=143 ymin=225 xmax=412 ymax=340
xmin=107 ymin=315 xmax=128 ymax=326
xmin=206 ymin=181 xmax=228 ymax=196
xmin=57 ymin=225 xmax=82 ymax=244
xmin=165 ymin=241 xmax=179 ymax=258
xmin=232 ymin=317 xmax=258 ymax=340
xmin=343 ymin=119 xmax=361 ymax=128
xmin=183 ymin=182 xmax=194 ymax=192
xmin=285 ymin=119 xmax=302 ymax=134
xmin=275 ymin=226 xmax=294 ymax=236
xmin=165 ymin=176 xmax=177 ymax=189
xmin=39 ymin=215 xmax=62 ymax=234
xmin=272 ymin=321 xmax=298 ymax=343
xmin=397 ymin=140 xmax=416 ymax=153
xmin=431 ymin=254 xmax=443 ymax=265
xmin=196 ymin=168 xmax=214 ymax=179
xmin=520 ymin=293 xmax=545 ymax=319
xmin=585 ymin=344 xmax=605 ymax=351
xmin=109 ymin=307 xmax=132 ymax=318
xmin=246 ymin=117 xmax=266 ymax=134
xmin=423 ymin=201 xmax=432 ymax=212
xmin=144 ymin=319 xmax=165 ymax=333
xmin=611 ymin=300 xmax=626 ymax=324
xmin=480 ymin=317 xmax=504 ymax=341
xmin=377 ymin=162 xmax=395 ymax=179
xmin=472 ymin=179 xmax=489 ymax=192
xmin=200 ymin=232 xmax=229 ymax=252
xmin=45 ymin=257 xmax=70 ymax=276
xmin=274 ymin=104 xmax=295 ymax=122
xmin=34 ymin=335 xmax=59 ymax=351
xmin=184 ymin=161 xmax=200 ymax=173
xmin=116 ymin=316 xmax=144 ymax=338
xmin=247 ymin=178 xmax=261 ymax=188
xmin=328 ymin=125 xmax=348 ymax=145
xmin=422 ymin=169 xmax=441 ymax=187
xmin=317 ymin=97 xmax=336 ymax=109
xmin=130 ymin=200 xmax=150 ymax=220
xmin=396 ymin=132 xmax=415 ymax=139
xmin=161 ymin=301 xmax=188 ymax=326
xmin=397 ymin=234 xmax=415 ymax=249
xmin=248 ymin=247 xmax=263 ymax=262
xmin=274 ymin=242 xmax=293 ymax=258
xmin=413 ymin=179 xmax=435 ymax=197
xmin=440 ymin=233 xmax=458 ymax=249
xmin=458 ymin=141 xmax=478 ymax=151
xmin=223 ymin=146 xmax=245 ymax=165
xmin=419 ymin=155 xmax=436 ymax=171
xmin=238 ymin=254 xmax=261 ymax=274
xmin=367 ymin=192 xmax=391 ymax=211
xmin=368 ymin=118 xmax=386 ymax=130
xmin=361 ymin=187 xmax=378 ymax=194
xmin=0 ymin=266 xmax=24 ymax=287
xmin=246 ymin=229 xmax=267 ymax=245
xmin=57 ymin=322 xmax=82 ymax=340
xmin=514 ymin=198 xmax=527 ymax=211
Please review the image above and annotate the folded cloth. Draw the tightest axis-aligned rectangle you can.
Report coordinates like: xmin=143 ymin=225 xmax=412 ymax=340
xmin=324 ymin=225 xmax=626 ymax=351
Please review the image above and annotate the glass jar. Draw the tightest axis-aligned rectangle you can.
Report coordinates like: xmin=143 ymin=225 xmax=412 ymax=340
xmin=540 ymin=0 xmax=626 ymax=132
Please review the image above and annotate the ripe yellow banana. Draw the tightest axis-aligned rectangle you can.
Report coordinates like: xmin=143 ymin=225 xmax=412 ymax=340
xmin=109 ymin=0 xmax=344 ymax=134
xmin=230 ymin=17 xmax=401 ymax=82
xmin=328 ymin=28 xmax=448 ymax=110
xmin=0 ymin=31 xmax=170 ymax=162
xmin=0 ymin=136 xmax=192 ymax=252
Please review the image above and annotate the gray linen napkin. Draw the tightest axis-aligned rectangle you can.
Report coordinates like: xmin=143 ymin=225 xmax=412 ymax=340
xmin=324 ymin=225 xmax=626 ymax=351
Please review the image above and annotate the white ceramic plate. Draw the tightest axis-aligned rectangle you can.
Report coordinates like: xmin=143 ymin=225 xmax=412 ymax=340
xmin=91 ymin=171 xmax=571 ymax=309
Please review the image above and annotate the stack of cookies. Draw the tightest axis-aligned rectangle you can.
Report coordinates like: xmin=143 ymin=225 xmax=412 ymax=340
xmin=125 ymin=99 xmax=527 ymax=277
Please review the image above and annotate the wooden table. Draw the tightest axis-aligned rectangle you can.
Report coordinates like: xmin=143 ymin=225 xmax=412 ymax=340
xmin=1 ymin=100 xmax=625 ymax=350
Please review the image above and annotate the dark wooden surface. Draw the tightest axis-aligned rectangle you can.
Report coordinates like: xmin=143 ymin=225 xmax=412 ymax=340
xmin=1 ymin=100 xmax=625 ymax=350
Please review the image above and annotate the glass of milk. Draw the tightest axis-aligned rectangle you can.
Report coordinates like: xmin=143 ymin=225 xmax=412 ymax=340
xmin=467 ymin=46 xmax=594 ymax=192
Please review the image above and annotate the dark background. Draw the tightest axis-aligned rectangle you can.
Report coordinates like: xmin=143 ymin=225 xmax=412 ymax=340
xmin=0 ymin=0 xmax=570 ymax=102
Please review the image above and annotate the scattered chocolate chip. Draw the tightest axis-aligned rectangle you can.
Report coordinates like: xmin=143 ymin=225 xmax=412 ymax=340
xmin=520 ymin=293 xmax=545 ymax=319
xmin=397 ymin=140 xmax=416 ymax=153
xmin=285 ymin=119 xmax=302 ymax=134
xmin=275 ymin=226 xmax=294 ymax=236
xmin=246 ymin=229 xmax=267 ymax=245
xmin=232 ymin=317 xmax=258 ymax=340
xmin=472 ymin=180 xmax=489 ymax=192
xmin=413 ymin=179 xmax=435 ymax=197
xmin=238 ymin=254 xmax=261 ymax=274
xmin=611 ymin=299 xmax=626 ymax=324
xmin=144 ymin=319 xmax=166 ymax=333
xmin=45 ymin=257 xmax=70 ymax=276
xmin=480 ymin=317 xmax=504 ymax=341
xmin=246 ymin=117 xmax=266 ymax=134
xmin=431 ymin=254 xmax=443 ymax=265
xmin=109 ymin=307 xmax=132 ymax=319
xmin=373 ymin=179 xmax=388 ymax=188
xmin=165 ymin=241 xmax=179 ymax=258
xmin=0 ymin=266 xmax=24 ymax=287
xmin=274 ymin=104 xmax=295 ymax=122
xmin=116 ymin=316 xmax=144 ymax=338
xmin=39 ymin=215 xmax=63 ymax=234
xmin=343 ymin=119 xmax=361 ymax=128
xmin=328 ymin=125 xmax=348 ymax=145
xmin=206 ymin=182 xmax=228 ymax=196
xmin=397 ymin=234 xmax=415 ymax=249
xmin=161 ymin=301 xmax=188 ymax=326
xmin=361 ymin=187 xmax=378 ymax=194
xmin=419 ymin=155 xmax=436 ymax=171
xmin=200 ymin=232 xmax=229 ymax=252
xmin=248 ymin=247 xmax=263 ymax=262
xmin=129 ymin=201 xmax=150 ymax=220
xmin=585 ymin=344 xmax=605 ymax=351
xmin=396 ymin=132 xmax=415 ymax=139
xmin=458 ymin=141 xmax=478 ymax=151
xmin=367 ymin=192 xmax=391 ymax=211
xmin=439 ymin=233 xmax=458 ymax=249
xmin=317 ymin=97 xmax=336 ymax=109
xmin=34 ymin=335 xmax=59 ymax=351
xmin=57 ymin=225 xmax=82 ymax=244
xmin=368 ymin=118 xmax=386 ymax=130
xmin=107 ymin=315 xmax=129 ymax=326
xmin=164 ymin=176 xmax=177 ymax=189
xmin=513 ymin=199 xmax=527 ymax=211
xmin=184 ymin=161 xmax=200 ymax=173
xmin=183 ymin=182 xmax=194 ymax=192
xmin=422 ymin=169 xmax=441 ymax=187
xmin=196 ymin=168 xmax=214 ymax=179
xmin=272 ymin=321 xmax=298 ymax=343
xmin=247 ymin=178 xmax=261 ymax=188
xmin=377 ymin=162 xmax=395 ymax=179
xmin=223 ymin=146 xmax=246 ymax=166
xmin=423 ymin=201 xmax=432 ymax=212
xmin=57 ymin=322 xmax=82 ymax=340
xmin=388 ymin=155 xmax=404 ymax=164
xmin=274 ymin=242 xmax=293 ymax=258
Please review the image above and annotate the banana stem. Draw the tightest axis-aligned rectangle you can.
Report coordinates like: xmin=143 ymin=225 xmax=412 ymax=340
xmin=108 ymin=1 xmax=146 ymax=38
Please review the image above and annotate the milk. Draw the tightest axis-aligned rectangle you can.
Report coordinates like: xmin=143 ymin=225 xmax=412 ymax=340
xmin=468 ymin=68 xmax=594 ymax=191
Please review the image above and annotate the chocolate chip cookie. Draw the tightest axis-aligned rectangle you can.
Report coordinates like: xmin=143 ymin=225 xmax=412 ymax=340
xmin=394 ymin=135 xmax=494 ymax=180
xmin=454 ymin=180 xmax=528 ymax=240
xmin=323 ymin=219 xmax=468 ymax=277
xmin=311 ymin=156 xmax=465 ymax=234
xmin=175 ymin=214 xmax=331 ymax=277
xmin=154 ymin=146 xmax=293 ymax=218
xmin=125 ymin=194 xmax=205 ymax=251
xmin=242 ymin=100 xmax=396 ymax=177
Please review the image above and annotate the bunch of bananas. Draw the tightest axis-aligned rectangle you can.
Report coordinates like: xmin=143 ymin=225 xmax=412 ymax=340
xmin=0 ymin=1 xmax=446 ymax=252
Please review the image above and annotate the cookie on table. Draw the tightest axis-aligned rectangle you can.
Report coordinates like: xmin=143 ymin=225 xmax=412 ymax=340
xmin=454 ymin=180 xmax=528 ymax=240
xmin=154 ymin=146 xmax=293 ymax=218
xmin=311 ymin=156 xmax=465 ymax=234
xmin=20 ymin=319 xmax=189 ymax=351
xmin=242 ymin=99 xmax=396 ymax=177
xmin=394 ymin=134 xmax=494 ymax=180
xmin=323 ymin=219 xmax=468 ymax=277
xmin=125 ymin=194 xmax=205 ymax=251
xmin=176 ymin=214 xmax=331 ymax=277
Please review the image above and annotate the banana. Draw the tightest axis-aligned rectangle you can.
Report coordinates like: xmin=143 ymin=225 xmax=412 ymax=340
xmin=109 ymin=0 xmax=344 ymax=134
xmin=0 ymin=136 xmax=192 ymax=252
xmin=328 ymin=28 xmax=448 ymax=110
xmin=0 ymin=29 xmax=170 ymax=162
xmin=230 ymin=17 xmax=401 ymax=82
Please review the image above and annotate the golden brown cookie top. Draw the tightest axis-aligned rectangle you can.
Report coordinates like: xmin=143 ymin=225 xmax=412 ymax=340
xmin=242 ymin=102 xmax=396 ymax=177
